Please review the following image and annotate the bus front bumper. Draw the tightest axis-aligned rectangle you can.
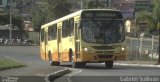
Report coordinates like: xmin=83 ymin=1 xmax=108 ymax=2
xmin=79 ymin=52 xmax=126 ymax=63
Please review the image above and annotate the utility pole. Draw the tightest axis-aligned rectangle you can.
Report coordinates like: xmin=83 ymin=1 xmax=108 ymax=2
xmin=158 ymin=23 xmax=160 ymax=64
xmin=9 ymin=0 xmax=12 ymax=45
xmin=107 ymin=0 xmax=109 ymax=8
xmin=81 ymin=0 xmax=84 ymax=9
xmin=81 ymin=0 xmax=86 ymax=9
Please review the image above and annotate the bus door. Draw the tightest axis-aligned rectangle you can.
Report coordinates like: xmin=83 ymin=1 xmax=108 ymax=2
xmin=75 ymin=21 xmax=81 ymax=60
xmin=57 ymin=26 xmax=62 ymax=61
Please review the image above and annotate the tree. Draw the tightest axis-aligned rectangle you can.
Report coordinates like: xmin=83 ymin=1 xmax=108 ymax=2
xmin=152 ymin=0 xmax=160 ymax=64
xmin=46 ymin=0 xmax=71 ymax=20
xmin=31 ymin=4 xmax=49 ymax=31
xmin=153 ymin=0 xmax=160 ymax=30
xmin=31 ymin=0 xmax=71 ymax=31
xmin=135 ymin=11 xmax=156 ymax=32
xmin=0 ymin=14 xmax=23 ymax=30
xmin=84 ymin=0 xmax=106 ymax=9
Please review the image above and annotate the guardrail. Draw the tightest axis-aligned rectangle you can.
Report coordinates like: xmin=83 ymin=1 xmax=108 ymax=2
xmin=126 ymin=36 xmax=159 ymax=61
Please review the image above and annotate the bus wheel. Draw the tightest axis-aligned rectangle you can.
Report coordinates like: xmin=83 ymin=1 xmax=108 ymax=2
xmin=105 ymin=61 xmax=113 ymax=69
xmin=72 ymin=62 xmax=79 ymax=68
xmin=78 ymin=62 xmax=86 ymax=68
xmin=71 ymin=55 xmax=79 ymax=68
xmin=72 ymin=62 xmax=86 ymax=68
xmin=48 ymin=52 xmax=54 ymax=66
xmin=48 ymin=52 xmax=60 ymax=66
xmin=54 ymin=61 xmax=60 ymax=66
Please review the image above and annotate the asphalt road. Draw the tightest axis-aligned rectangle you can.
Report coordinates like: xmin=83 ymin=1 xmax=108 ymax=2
xmin=1 ymin=46 xmax=160 ymax=82
xmin=55 ymin=63 xmax=160 ymax=82
xmin=0 ymin=46 xmax=65 ymax=76
xmin=0 ymin=46 xmax=45 ymax=66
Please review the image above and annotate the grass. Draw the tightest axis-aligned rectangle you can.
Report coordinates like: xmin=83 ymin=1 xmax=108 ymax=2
xmin=0 ymin=58 xmax=26 ymax=70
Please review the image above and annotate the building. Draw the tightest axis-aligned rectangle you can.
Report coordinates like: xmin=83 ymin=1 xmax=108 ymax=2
xmin=135 ymin=0 xmax=152 ymax=12
xmin=111 ymin=0 xmax=136 ymax=19
xmin=73 ymin=0 xmax=136 ymax=19
xmin=0 ymin=0 xmax=4 ymax=15
xmin=1 ymin=0 xmax=46 ymax=20
xmin=0 ymin=5 xmax=3 ymax=15
xmin=0 ymin=0 xmax=46 ymax=31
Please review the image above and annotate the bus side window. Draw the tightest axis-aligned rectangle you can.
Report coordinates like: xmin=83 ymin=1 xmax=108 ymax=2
xmin=41 ymin=29 xmax=45 ymax=42
xmin=47 ymin=24 xmax=57 ymax=40
xmin=62 ymin=20 xmax=70 ymax=37
xmin=52 ymin=24 xmax=57 ymax=40
xmin=69 ymin=18 xmax=74 ymax=36
xmin=48 ymin=27 xmax=52 ymax=41
xmin=76 ymin=21 xmax=80 ymax=38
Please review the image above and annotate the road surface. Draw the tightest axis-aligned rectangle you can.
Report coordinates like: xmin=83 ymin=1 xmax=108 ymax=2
xmin=0 ymin=46 xmax=160 ymax=82
xmin=0 ymin=46 xmax=66 ymax=76
xmin=54 ymin=63 xmax=160 ymax=82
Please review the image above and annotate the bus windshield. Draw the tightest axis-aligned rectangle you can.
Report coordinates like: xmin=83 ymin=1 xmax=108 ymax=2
xmin=81 ymin=19 xmax=125 ymax=44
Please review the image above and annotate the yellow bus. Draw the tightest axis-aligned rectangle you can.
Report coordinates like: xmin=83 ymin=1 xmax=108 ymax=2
xmin=40 ymin=9 xmax=126 ymax=68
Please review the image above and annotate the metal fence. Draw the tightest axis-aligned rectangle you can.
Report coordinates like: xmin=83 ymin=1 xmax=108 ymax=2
xmin=126 ymin=36 xmax=159 ymax=61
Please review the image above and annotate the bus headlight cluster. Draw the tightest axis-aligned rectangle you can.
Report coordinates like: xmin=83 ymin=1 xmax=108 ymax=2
xmin=84 ymin=47 xmax=88 ymax=52
xmin=121 ymin=47 xmax=125 ymax=51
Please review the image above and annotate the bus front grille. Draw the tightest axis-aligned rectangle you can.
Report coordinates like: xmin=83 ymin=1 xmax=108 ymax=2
xmin=95 ymin=51 xmax=115 ymax=54
xmin=97 ymin=55 xmax=113 ymax=58
xmin=92 ymin=46 xmax=114 ymax=50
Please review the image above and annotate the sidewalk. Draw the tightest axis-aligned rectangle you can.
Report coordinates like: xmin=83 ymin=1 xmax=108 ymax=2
xmin=0 ymin=65 xmax=67 ymax=76
xmin=0 ymin=55 xmax=70 ymax=81
xmin=114 ymin=61 xmax=160 ymax=68
xmin=0 ymin=56 xmax=68 ymax=76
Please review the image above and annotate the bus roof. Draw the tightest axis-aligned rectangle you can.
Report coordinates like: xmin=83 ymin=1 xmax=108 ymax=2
xmin=41 ymin=9 xmax=121 ymax=29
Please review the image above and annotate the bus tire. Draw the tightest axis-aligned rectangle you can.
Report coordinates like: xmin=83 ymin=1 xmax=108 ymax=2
xmin=72 ymin=62 xmax=79 ymax=68
xmin=105 ymin=61 xmax=113 ymax=69
xmin=72 ymin=62 xmax=86 ymax=68
xmin=48 ymin=51 xmax=60 ymax=66
xmin=69 ymin=49 xmax=73 ymax=62
xmin=79 ymin=62 xmax=86 ymax=68
xmin=54 ymin=61 xmax=60 ymax=66
xmin=48 ymin=52 xmax=54 ymax=66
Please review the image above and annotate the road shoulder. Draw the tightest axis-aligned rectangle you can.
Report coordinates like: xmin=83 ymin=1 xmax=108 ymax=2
xmin=114 ymin=61 xmax=160 ymax=68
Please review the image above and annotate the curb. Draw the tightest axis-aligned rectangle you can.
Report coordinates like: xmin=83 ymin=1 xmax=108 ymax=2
xmin=46 ymin=67 xmax=71 ymax=82
xmin=114 ymin=63 xmax=160 ymax=68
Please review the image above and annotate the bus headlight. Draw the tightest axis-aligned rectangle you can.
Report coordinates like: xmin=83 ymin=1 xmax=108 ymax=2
xmin=121 ymin=47 xmax=125 ymax=51
xmin=84 ymin=47 xmax=88 ymax=52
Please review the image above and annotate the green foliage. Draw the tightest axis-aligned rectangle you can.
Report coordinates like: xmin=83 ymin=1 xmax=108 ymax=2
xmin=157 ymin=22 xmax=160 ymax=30
xmin=153 ymin=0 xmax=160 ymax=30
xmin=87 ymin=1 xmax=103 ymax=9
xmin=0 ymin=58 xmax=26 ymax=70
xmin=12 ymin=16 xmax=24 ymax=30
xmin=85 ymin=0 xmax=106 ymax=9
xmin=135 ymin=11 xmax=156 ymax=31
xmin=135 ymin=0 xmax=160 ymax=31
xmin=31 ymin=0 xmax=71 ymax=31
xmin=153 ymin=0 xmax=160 ymax=20
xmin=0 ymin=15 xmax=23 ymax=30
xmin=31 ymin=4 xmax=48 ymax=31
xmin=46 ymin=0 xmax=71 ymax=19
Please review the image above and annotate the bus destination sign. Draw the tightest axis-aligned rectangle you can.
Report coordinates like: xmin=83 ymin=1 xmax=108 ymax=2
xmin=81 ymin=11 xmax=122 ymax=19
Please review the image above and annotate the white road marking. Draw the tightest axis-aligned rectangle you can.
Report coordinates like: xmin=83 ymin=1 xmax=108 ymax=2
xmin=46 ymin=67 xmax=68 ymax=77
xmin=101 ymin=62 xmax=160 ymax=68
xmin=66 ymin=69 xmax=82 ymax=82
xmin=114 ymin=63 xmax=160 ymax=68
xmin=37 ymin=73 xmax=44 ymax=76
